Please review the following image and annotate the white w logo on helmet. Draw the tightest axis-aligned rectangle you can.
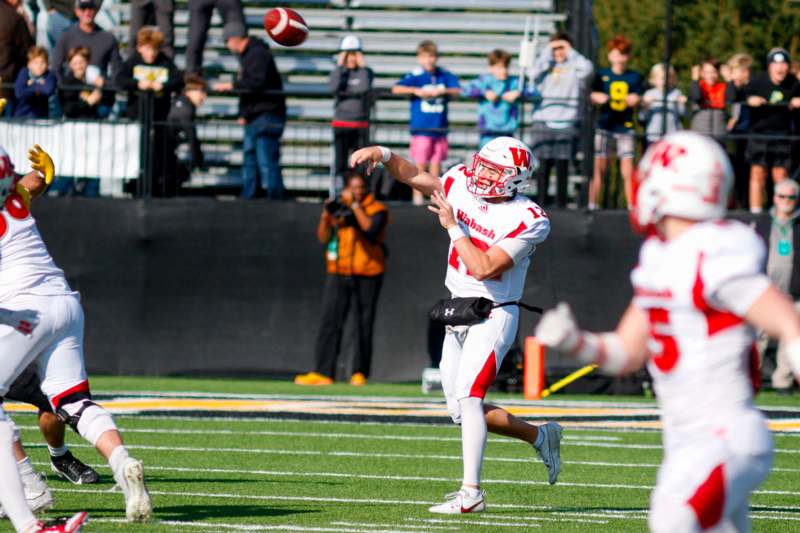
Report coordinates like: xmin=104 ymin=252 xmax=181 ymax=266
xmin=633 ymin=131 xmax=733 ymax=232
xmin=467 ymin=137 xmax=537 ymax=199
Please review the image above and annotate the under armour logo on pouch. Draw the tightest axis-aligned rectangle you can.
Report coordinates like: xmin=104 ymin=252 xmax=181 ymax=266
xmin=444 ymin=308 xmax=454 ymax=317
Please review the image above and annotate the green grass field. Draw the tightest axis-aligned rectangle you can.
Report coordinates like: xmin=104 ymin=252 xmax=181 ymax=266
xmin=3 ymin=376 xmax=799 ymax=532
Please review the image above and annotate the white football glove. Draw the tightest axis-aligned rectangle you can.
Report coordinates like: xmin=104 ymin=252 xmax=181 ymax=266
xmin=534 ymin=302 xmax=582 ymax=353
xmin=0 ymin=308 xmax=40 ymax=337
xmin=785 ymin=337 xmax=800 ymax=383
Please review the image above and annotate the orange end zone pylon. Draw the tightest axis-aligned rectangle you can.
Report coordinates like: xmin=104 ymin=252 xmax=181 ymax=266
xmin=523 ymin=337 xmax=545 ymax=400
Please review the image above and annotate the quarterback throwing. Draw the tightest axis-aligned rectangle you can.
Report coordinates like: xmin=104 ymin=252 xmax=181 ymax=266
xmin=351 ymin=137 xmax=563 ymax=514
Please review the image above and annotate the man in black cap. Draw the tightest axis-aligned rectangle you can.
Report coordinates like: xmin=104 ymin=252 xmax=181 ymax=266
xmin=51 ymin=0 xmax=121 ymax=88
xmin=214 ymin=23 xmax=287 ymax=199
xmin=745 ymin=47 xmax=800 ymax=213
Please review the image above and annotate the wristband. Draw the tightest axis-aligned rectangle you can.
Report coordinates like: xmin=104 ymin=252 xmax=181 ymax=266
xmin=447 ymin=225 xmax=466 ymax=242
xmin=351 ymin=201 xmax=361 ymax=210
xmin=378 ymin=146 xmax=392 ymax=163
xmin=573 ymin=332 xmax=628 ymax=376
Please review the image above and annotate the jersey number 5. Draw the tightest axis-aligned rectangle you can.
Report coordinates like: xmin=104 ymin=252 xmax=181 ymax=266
xmin=648 ymin=307 xmax=680 ymax=372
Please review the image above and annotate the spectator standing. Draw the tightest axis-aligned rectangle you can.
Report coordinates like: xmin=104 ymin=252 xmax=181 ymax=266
xmin=58 ymin=46 xmax=111 ymax=118
xmin=744 ymin=48 xmax=800 ymax=213
xmin=185 ymin=0 xmax=244 ymax=75
xmin=115 ymin=27 xmax=181 ymax=122
xmin=0 ymin=0 xmax=35 ymax=116
xmin=129 ymin=0 xmax=174 ymax=59
xmin=589 ymin=35 xmax=643 ymax=210
xmin=755 ymin=179 xmax=800 ymax=394
xmin=214 ymin=23 xmax=287 ymax=199
xmin=392 ymin=40 xmax=460 ymax=205
xmin=13 ymin=46 xmax=57 ymax=118
xmin=43 ymin=0 xmax=75 ymax=51
xmin=726 ymin=53 xmax=753 ymax=209
xmin=689 ymin=59 xmax=727 ymax=138
xmin=116 ymin=26 xmax=182 ymax=196
xmin=530 ymin=33 xmax=593 ymax=207
xmin=295 ymin=173 xmax=388 ymax=386
xmin=640 ymin=63 xmax=685 ymax=145
xmin=164 ymin=74 xmax=208 ymax=195
xmin=463 ymin=49 xmax=524 ymax=150
xmin=329 ymin=35 xmax=374 ymax=193
xmin=51 ymin=0 xmax=121 ymax=119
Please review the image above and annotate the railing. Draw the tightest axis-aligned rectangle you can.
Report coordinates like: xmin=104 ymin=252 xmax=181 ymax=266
xmin=4 ymin=83 xmax=799 ymax=209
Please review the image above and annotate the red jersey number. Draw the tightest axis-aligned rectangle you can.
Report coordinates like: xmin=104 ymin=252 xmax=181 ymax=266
xmin=0 ymin=193 xmax=31 ymax=240
xmin=648 ymin=307 xmax=680 ymax=372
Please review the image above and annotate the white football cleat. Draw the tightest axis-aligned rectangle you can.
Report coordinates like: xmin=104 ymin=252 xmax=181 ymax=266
xmin=535 ymin=421 xmax=563 ymax=485
xmin=113 ymin=458 xmax=152 ymax=522
xmin=0 ymin=472 xmax=54 ymax=518
xmin=428 ymin=489 xmax=486 ymax=514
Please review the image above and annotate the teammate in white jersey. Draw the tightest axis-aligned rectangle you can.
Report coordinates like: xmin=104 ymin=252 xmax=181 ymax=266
xmin=351 ymin=137 xmax=563 ymax=514
xmin=536 ymin=131 xmax=800 ymax=532
xmin=0 ymin=145 xmax=151 ymax=532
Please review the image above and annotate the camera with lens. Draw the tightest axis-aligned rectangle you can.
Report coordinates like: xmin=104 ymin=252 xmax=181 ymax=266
xmin=324 ymin=196 xmax=352 ymax=217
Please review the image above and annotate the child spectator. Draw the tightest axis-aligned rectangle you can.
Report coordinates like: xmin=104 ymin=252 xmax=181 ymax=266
xmin=329 ymin=34 xmax=374 ymax=194
xmin=589 ymin=35 xmax=643 ymax=209
xmin=463 ymin=49 xmax=524 ymax=149
xmin=392 ymin=40 xmax=460 ymax=205
xmin=13 ymin=46 xmax=57 ymax=118
xmin=59 ymin=46 xmax=111 ymax=118
xmin=726 ymin=53 xmax=753 ymax=208
xmin=530 ymin=32 xmax=593 ymax=207
xmin=164 ymin=74 xmax=208 ymax=196
xmin=689 ymin=58 xmax=727 ymax=138
xmin=116 ymin=26 xmax=182 ymax=196
xmin=115 ymin=26 xmax=182 ymax=122
xmin=640 ymin=63 xmax=685 ymax=145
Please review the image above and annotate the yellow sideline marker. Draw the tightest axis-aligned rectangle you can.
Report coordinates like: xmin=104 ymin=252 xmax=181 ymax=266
xmin=541 ymin=364 xmax=599 ymax=398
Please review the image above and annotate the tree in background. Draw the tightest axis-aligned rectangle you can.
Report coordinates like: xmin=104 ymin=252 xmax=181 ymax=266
xmin=593 ymin=0 xmax=800 ymax=80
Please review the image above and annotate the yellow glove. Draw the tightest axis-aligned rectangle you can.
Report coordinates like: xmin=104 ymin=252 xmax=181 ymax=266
xmin=27 ymin=144 xmax=55 ymax=185
xmin=0 ymin=98 xmax=6 ymax=115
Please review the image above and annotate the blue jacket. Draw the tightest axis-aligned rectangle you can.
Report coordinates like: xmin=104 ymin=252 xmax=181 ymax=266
xmin=14 ymin=68 xmax=57 ymax=118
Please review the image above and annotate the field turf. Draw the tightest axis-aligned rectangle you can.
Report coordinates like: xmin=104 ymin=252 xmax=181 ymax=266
xmin=2 ymin=376 xmax=798 ymax=532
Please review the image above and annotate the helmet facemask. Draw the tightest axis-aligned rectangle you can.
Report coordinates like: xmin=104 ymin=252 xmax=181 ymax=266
xmin=467 ymin=153 xmax=519 ymax=198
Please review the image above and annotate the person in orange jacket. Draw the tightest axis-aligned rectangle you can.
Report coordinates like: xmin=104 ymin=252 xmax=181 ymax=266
xmin=295 ymin=173 xmax=388 ymax=386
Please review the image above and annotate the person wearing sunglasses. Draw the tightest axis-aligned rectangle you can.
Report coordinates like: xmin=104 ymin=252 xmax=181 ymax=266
xmin=754 ymin=178 xmax=800 ymax=393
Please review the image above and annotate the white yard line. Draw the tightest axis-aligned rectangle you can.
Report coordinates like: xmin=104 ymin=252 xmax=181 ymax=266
xmin=15 ymin=424 xmax=622 ymax=443
xmin=46 ymin=463 xmax=800 ymax=497
xmin=90 ymin=517 xmax=424 ymax=532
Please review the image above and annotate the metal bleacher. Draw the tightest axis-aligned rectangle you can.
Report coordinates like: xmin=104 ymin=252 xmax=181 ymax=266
xmin=115 ymin=0 xmax=566 ymax=193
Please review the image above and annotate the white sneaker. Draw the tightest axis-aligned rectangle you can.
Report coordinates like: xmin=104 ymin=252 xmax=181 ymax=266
xmin=0 ymin=473 xmax=54 ymax=518
xmin=113 ymin=458 xmax=152 ymax=522
xmin=428 ymin=489 xmax=486 ymax=514
xmin=535 ymin=421 xmax=563 ymax=485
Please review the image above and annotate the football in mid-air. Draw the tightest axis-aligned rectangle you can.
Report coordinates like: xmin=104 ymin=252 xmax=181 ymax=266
xmin=264 ymin=7 xmax=309 ymax=47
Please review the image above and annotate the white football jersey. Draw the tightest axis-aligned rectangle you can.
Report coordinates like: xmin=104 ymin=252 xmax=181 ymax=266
xmin=631 ymin=220 xmax=769 ymax=444
xmin=0 ymin=192 xmax=73 ymax=303
xmin=441 ymin=164 xmax=550 ymax=302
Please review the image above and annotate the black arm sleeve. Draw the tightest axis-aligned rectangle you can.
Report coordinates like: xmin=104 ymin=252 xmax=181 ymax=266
xmin=362 ymin=211 xmax=387 ymax=242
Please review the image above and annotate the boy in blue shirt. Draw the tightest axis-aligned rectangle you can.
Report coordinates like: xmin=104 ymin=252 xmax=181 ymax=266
xmin=14 ymin=47 xmax=57 ymax=119
xmin=393 ymin=40 xmax=460 ymax=204
xmin=463 ymin=49 xmax=523 ymax=149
